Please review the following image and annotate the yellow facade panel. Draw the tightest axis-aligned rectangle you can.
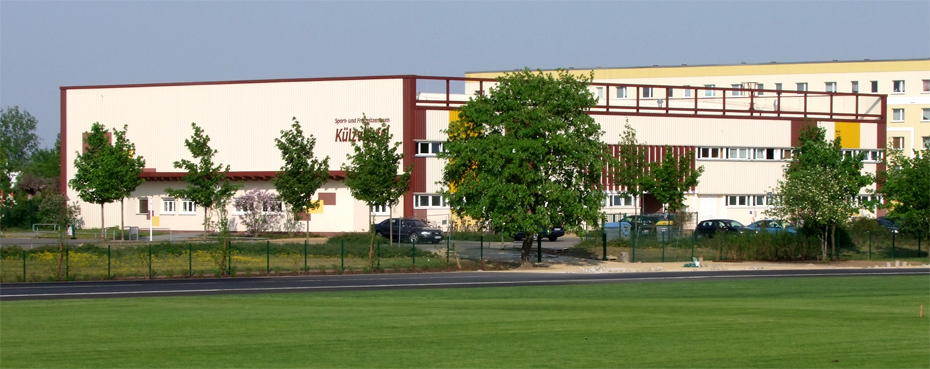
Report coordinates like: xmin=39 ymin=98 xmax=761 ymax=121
xmin=834 ymin=122 xmax=861 ymax=149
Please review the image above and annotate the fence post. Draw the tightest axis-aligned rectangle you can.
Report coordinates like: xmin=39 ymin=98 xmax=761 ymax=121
xmin=266 ymin=240 xmax=270 ymax=274
xmin=189 ymin=243 xmax=192 ymax=277
xmin=691 ymin=239 xmax=695 ymax=260
xmin=65 ymin=246 xmax=69 ymax=280
xmin=412 ymin=239 xmax=416 ymax=265
xmin=446 ymin=236 xmax=450 ymax=264
xmin=107 ymin=245 xmax=111 ymax=279
xmin=304 ymin=240 xmax=308 ymax=273
xmin=22 ymin=249 xmax=26 ymax=282
xmin=377 ymin=239 xmax=381 ymax=270
xmin=480 ymin=235 xmax=484 ymax=260
xmin=892 ymin=232 xmax=896 ymax=259
xmin=148 ymin=243 xmax=152 ymax=279
xmin=662 ymin=242 xmax=666 ymax=263
xmin=868 ymin=231 xmax=872 ymax=261
xmin=601 ymin=218 xmax=607 ymax=261
xmin=341 ymin=240 xmax=345 ymax=273
xmin=537 ymin=235 xmax=542 ymax=263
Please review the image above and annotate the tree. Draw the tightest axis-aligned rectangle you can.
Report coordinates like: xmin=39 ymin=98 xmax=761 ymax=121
xmin=440 ymin=68 xmax=610 ymax=264
xmin=0 ymin=106 xmax=40 ymax=175
xmin=877 ymin=146 xmax=930 ymax=244
xmin=69 ymin=123 xmax=124 ymax=238
xmin=110 ymin=126 xmax=146 ymax=240
xmin=165 ymin=123 xmax=240 ymax=235
xmin=38 ymin=193 xmax=81 ymax=280
xmin=273 ymin=117 xmax=330 ymax=241
xmin=613 ymin=124 xmax=651 ymax=237
xmin=18 ymin=134 xmax=61 ymax=195
xmin=767 ymin=123 xmax=872 ymax=261
xmin=342 ymin=115 xmax=411 ymax=269
xmin=233 ymin=189 xmax=282 ymax=237
xmin=644 ymin=146 xmax=703 ymax=214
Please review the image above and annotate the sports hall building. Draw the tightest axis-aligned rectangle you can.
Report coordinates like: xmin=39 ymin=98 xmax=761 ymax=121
xmin=60 ymin=60 xmax=904 ymax=234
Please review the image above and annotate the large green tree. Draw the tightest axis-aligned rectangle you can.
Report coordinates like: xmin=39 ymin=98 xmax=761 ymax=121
xmin=165 ymin=123 xmax=240 ymax=234
xmin=110 ymin=126 xmax=146 ymax=240
xmin=342 ymin=115 xmax=411 ymax=269
xmin=273 ymin=117 xmax=330 ymax=241
xmin=878 ymin=146 xmax=930 ymax=243
xmin=767 ymin=123 xmax=872 ymax=261
xmin=440 ymin=68 xmax=611 ymax=263
xmin=69 ymin=123 xmax=126 ymax=238
xmin=1 ymin=106 xmax=41 ymax=191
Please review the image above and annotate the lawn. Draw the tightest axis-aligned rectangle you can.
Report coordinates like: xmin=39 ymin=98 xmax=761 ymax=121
xmin=1 ymin=275 xmax=928 ymax=368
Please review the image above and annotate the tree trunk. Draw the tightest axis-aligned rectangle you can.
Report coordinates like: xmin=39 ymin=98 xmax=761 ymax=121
xmin=120 ymin=198 xmax=125 ymax=241
xmin=820 ymin=228 xmax=829 ymax=262
xmin=520 ymin=234 xmax=535 ymax=265
xmin=203 ymin=207 xmax=210 ymax=236
xmin=57 ymin=238 xmax=64 ymax=280
xmin=367 ymin=206 xmax=376 ymax=270
xmin=830 ymin=224 xmax=837 ymax=261
xmin=100 ymin=203 xmax=105 ymax=239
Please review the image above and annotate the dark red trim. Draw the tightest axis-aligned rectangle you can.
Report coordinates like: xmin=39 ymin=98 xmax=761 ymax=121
xmin=60 ymin=89 xmax=67 ymax=194
xmin=60 ymin=74 xmax=420 ymax=91
xmin=402 ymin=77 xmax=416 ymax=216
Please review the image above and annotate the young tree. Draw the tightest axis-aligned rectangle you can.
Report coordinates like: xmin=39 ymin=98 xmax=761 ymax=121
xmin=342 ymin=115 xmax=411 ymax=269
xmin=440 ymin=68 xmax=611 ymax=264
xmin=273 ymin=117 xmax=330 ymax=241
xmin=644 ymin=146 xmax=704 ymax=214
xmin=877 ymin=146 xmax=930 ymax=244
xmin=232 ymin=189 xmax=282 ymax=237
xmin=69 ymin=122 xmax=124 ymax=238
xmin=613 ymin=124 xmax=651 ymax=237
xmin=767 ymin=123 xmax=872 ymax=261
xmin=111 ymin=126 xmax=145 ymax=240
xmin=165 ymin=123 xmax=241 ymax=235
xmin=38 ymin=193 xmax=81 ymax=280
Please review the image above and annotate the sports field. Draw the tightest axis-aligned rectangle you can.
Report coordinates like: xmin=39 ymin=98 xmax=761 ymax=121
xmin=1 ymin=275 xmax=928 ymax=368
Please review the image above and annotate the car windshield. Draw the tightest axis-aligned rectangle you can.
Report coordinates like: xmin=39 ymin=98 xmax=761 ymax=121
xmin=723 ymin=220 xmax=745 ymax=228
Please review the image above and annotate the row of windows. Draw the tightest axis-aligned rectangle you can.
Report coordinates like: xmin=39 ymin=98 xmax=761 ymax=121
xmin=595 ymin=79 xmax=930 ymax=99
xmin=698 ymin=147 xmax=791 ymax=161
xmin=138 ymin=198 xmax=196 ymax=215
xmin=891 ymin=108 xmax=930 ymax=122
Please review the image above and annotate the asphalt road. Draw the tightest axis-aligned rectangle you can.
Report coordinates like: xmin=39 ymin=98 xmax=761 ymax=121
xmin=2 ymin=267 xmax=926 ymax=301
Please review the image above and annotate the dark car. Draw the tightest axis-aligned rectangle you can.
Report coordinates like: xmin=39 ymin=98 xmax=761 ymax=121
xmin=514 ymin=226 xmax=565 ymax=241
xmin=746 ymin=219 xmax=797 ymax=234
xmin=876 ymin=217 xmax=900 ymax=233
xmin=694 ymin=219 xmax=754 ymax=239
xmin=373 ymin=218 xmax=444 ymax=244
xmin=619 ymin=215 xmax=656 ymax=235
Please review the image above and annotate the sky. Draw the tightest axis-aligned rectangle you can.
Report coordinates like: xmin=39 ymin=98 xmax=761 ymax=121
xmin=2 ymin=1 xmax=928 ymax=148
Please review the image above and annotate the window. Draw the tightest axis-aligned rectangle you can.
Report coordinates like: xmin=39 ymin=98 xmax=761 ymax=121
xmin=870 ymin=81 xmax=879 ymax=93
xmin=756 ymin=84 xmax=764 ymax=96
xmin=162 ymin=198 xmax=175 ymax=214
xmin=781 ymin=149 xmax=794 ymax=160
xmin=138 ymin=198 xmax=149 ymax=214
xmin=796 ymin=83 xmax=808 ymax=92
xmin=850 ymin=150 xmax=883 ymax=163
xmin=731 ymin=84 xmax=743 ymax=97
xmin=851 ymin=81 xmax=859 ymax=93
xmin=666 ymin=88 xmax=674 ymax=98
xmin=642 ymin=87 xmax=653 ymax=98
xmin=180 ymin=199 xmax=196 ymax=214
xmin=825 ymin=82 xmax=836 ymax=93
xmin=262 ymin=201 xmax=282 ymax=213
xmin=727 ymin=148 xmax=748 ymax=159
xmin=753 ymin=196 xmax=769 ymax=207
xmin=414 ymin=194 xmax=446 ymax=208
xmin=726 ymin=196 xmax=748 ymax=207
xmin=616 ymin=87 xmax=627 ymax=99
xmin=683 ymin=87 xmax=692 ymax=98
xmin=892 ymin=108 xmax=905 ymax=122
xmin=698 ymin=147 xmax=722 ymax=159
xmin=704 ymin=84 xmax=715 ymax=97
xmin=754 ymin=148 xmax=776 ymax=160
xmin=892 ymin=80 xmax=905 ymax=93
xmin=775 ymin=83 xmax=783 ymax=91
xmin=923 ymin=136 xmax=930 ymax=149
xmin=595 ymin=87 xmax=604 ymax=100
xmin=606 ymin=194 xmax=634 ymax=207
xmin=416 ymin=141 xmax=443 ymax=156
xmin=923 ymin=108 xmax=930 ymax=121
xmin=371 ymin=204 xmax=388 ymax=215
xmin=892 ymin=137 xmax=904 ymax=149
xmin=923 ymin=80 xmax=930 ymax=93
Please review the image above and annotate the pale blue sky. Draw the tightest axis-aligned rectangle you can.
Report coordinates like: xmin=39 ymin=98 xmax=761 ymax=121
xmin=2 ymin=1 xmax=928 ymax=148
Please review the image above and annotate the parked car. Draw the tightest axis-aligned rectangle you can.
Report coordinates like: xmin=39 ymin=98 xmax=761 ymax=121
xmin=619 ymin=215 xmax=656 ymax=235
xmin=373 ymin=218 xmax=444 ymax=243
xmin=693 ymin=219 xmax=755 ymax=239
xmin=514 ymin=225 xmax=565 ymax=241
xmin=746 ymin=219 xmax=797 ymax=234
xmin=876 ymin=216 xmax=900 ymax=233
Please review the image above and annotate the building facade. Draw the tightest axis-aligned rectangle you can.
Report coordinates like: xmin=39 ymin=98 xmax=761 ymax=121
xmin=61 ymin=69 xmax=890 ymax=234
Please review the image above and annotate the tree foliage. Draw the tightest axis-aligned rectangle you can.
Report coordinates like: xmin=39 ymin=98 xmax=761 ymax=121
xmin=165 ymin=123 xmax=240 ymax=234
xmin=233 ymin=189 xmax=282 ymax=237
xmin=342 ymin=115 xmax=411 ymax=269
xmin=38 ymin=192 xmax=81 ymax=280
xmin=273 ymin=117 xmax=330 ymax=240
xmin=17 ymin=135 xmax=61 ymax=195
xmin=878 ymin=146 xmax=930 ymax=241
xmin=70 ymin=123 xmax=144 ymax=238
xmin=0 ymin=106 xmax=40 ymax=174
xmin=644 ymin=146 xmax=703 ymax=213
xmin=440 ymin=68 xmax=610 ymax=263
xmin=766 ymin=123 xmax=872 ymax=261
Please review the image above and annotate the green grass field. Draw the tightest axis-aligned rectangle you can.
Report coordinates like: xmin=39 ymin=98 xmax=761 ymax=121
xmin=2 ymin=275 xmax=928 ymax=368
